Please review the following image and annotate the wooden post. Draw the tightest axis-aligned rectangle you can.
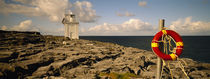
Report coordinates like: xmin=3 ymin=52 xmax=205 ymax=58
xmin=156 ymin=19 xmax=164 ymax=79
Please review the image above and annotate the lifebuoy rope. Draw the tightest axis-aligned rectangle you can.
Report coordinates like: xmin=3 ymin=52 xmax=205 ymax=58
xmin=160 ymin=58 xmax=190 ymax=79
xmin=151 ymin=30 xmax=184 ymax=60
xmin=154 ymin=30 xmax=189 ymax=79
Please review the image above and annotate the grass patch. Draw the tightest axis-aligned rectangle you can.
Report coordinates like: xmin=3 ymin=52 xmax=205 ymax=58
xmin=99 ymin=72 xmax=138 ymax=79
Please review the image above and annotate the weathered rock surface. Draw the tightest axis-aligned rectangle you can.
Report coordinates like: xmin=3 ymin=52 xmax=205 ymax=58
xmin=0 ymin=30 xmax=210 ymax=79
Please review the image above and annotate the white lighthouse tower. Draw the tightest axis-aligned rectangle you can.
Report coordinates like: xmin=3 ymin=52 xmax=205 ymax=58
xmin=62 ymin=12 xmax=79 ymax=39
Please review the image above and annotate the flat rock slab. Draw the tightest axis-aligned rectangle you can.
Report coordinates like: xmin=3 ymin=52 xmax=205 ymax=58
xmin=0 ymin=30 xmax=209 ymax=79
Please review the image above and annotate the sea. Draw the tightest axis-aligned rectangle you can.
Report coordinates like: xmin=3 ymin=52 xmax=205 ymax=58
xmin=80 ymin=36 xmax=210 ymax=63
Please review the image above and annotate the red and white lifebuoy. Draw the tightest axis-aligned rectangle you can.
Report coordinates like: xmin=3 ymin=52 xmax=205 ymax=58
xmin=151 ymin=30 xmax=184 ymax=60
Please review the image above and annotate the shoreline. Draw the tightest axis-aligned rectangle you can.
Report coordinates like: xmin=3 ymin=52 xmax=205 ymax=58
xmin=0 ymin=30 xmax=210 ymax=78
xmin=80 ymin=36 xmax=210 ymax=63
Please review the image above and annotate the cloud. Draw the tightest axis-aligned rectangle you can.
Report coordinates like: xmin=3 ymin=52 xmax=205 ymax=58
xmin=116 ymin=11 xmax=135 ymax=17
xmin=138 ymin=1 xmax=147 ymax=7
xmin=0 ymin=0 xmax=43 ymax=16
xmin=80 ymin=17 xmax=210 ymax=36
xmin=72 ymin=1 xmax=99 ymax=22
xmin=168 ymin=17 xmax=210 ymax=35
xmin=32 ymin=0 xmax=68 ymax=22
xmin=0 ymin=0 xmax=98 ymax=23
xmin=12 ymin=0 xmax=32 ymax=4
xmin=82 ymin=19 xmax=154 ymax=35
xmin=0 ymin=20 xmax=39 ymax=31
xmin=41 ymin=16 xmax=210 ymax=36
xmin=0 ymin=20 xmax=63 ymax=35
xmin=0 ymin=26 xmax=7 ymax=30
xmin=0 ymin=0 xmax=68 ymax=22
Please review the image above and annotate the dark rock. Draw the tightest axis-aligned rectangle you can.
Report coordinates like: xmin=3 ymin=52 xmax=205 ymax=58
xmin=0 ymin=30 xmax=209 ymax=79
xmin=0 ymin=30 xmax=45 ymax=46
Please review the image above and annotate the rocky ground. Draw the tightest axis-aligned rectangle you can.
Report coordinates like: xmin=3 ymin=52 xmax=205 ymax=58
xmin=0 ymin=30 xmax=210 ymax=79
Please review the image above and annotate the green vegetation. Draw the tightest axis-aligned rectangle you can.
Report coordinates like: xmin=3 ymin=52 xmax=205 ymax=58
xmin=99 ymin=72 xmax=138 ymax=79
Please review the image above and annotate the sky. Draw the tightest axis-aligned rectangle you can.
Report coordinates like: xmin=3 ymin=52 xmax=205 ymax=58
xmin=0 ymin=0 xmax=210 ymax=36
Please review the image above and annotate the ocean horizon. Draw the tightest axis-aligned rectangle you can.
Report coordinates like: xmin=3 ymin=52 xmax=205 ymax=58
xmin=80 ymin=36 xmax=210 ymax=63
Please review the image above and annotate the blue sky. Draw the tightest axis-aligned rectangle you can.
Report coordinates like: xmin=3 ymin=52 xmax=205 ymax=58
xmin=0 ymin=0 xmax=210 ymax=36
xmin=92 ymin=0 xmax=210 ymax=24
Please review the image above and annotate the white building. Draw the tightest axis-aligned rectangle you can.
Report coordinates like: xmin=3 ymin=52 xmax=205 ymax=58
xmin=62 ymin=12 xmax=79 ymax=39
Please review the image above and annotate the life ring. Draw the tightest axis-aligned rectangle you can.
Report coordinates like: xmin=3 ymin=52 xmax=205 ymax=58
xmin=151 ymin=30 xmax=184 ymax=60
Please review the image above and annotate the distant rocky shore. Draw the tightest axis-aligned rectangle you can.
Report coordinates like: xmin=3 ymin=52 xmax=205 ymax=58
xmin=0 ymin=30 xmax=209 ymax=79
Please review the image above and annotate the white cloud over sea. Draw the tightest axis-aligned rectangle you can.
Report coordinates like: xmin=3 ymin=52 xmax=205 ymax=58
xmin=80 ymin=17 xmax=210 ymax=36
xmin=80 ymin=19 xmax=155 ymax=35
xmin=168 ymin=17 xmax=210 ymax=35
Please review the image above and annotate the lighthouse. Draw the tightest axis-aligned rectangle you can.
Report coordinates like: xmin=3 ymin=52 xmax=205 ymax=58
xmin=62 ymin=12 xmax=79 ymax=39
